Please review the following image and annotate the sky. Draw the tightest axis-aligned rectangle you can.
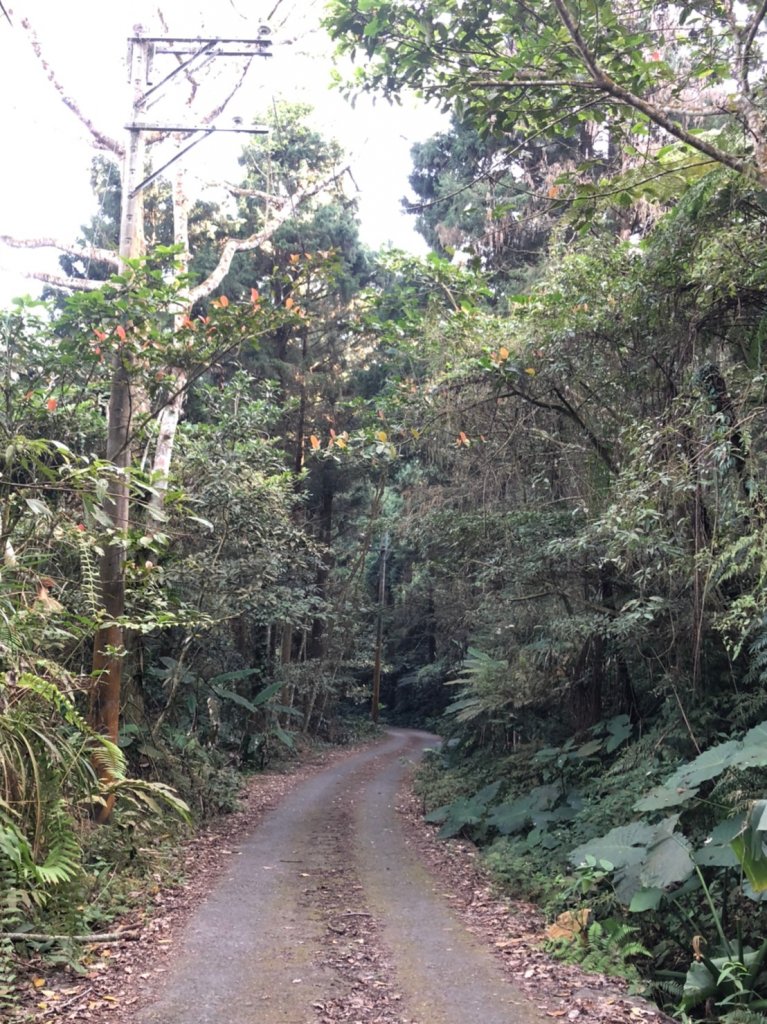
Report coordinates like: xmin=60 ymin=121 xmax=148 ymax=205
xmin=0 ymin=0 xmax=446 ymax=302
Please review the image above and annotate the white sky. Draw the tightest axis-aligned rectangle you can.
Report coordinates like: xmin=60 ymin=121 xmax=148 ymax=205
xmin=0 ymin=0 xmax=446 ymax=301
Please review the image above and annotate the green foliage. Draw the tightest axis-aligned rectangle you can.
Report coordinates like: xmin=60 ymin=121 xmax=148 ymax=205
xmin=325 ymin=0 xmax=764 ymax=187
xmin=681 ymin=945 xmax=767 ymax=1015
xmin=545 ymin=918 xmax=651 ymax=984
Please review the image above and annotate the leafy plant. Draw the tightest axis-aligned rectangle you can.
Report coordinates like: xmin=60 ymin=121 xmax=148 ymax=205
xmin=545 ymin=918 xmax=651 ymax=983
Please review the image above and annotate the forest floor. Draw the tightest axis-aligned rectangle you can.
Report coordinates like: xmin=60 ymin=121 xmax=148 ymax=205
xmin=16 ymin=730 xmax=674 ymax=1024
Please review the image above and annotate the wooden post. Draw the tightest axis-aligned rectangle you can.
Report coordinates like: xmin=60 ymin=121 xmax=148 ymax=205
xmin=90 ymin=33 xmax=148 ymax=822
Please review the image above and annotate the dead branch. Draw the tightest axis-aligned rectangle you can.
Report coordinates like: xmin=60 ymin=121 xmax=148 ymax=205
xmin=20 ymin=17 xmax=124 ymax=157
xmin=188 ymin=165 xmax=350 ymax=301
xmin=220 ymin=183 xmax=292 ymax=205
xmin=202 ymin=59 xmax=254 ymax=125
xmin=0 ymin=235 xmax=120 ymax=268
xmin=14 ymin=270 xmax=105 ymax=292
xmin=1 ymin=930 xmax=140 ymax=943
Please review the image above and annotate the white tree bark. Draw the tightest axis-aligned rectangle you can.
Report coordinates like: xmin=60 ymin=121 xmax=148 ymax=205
xmin=146 ymin=162 xmax=191 ymax=522
xmin=0 ymin=235 xmax=120 ymax=268
xmin=188 ymin=167 xmax=349 ymax=303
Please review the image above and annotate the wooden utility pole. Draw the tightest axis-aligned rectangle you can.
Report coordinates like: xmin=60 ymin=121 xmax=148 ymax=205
xmin=371 ymin=533 xmax=389 ymax=724
xmin=90 ymin=35 xmax=150 ymax=822
xmin=89 ymin=28 xmax=272 ymax=820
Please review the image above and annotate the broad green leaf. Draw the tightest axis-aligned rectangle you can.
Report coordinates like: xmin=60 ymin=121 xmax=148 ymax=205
xmin=732 ymin=835 xmax=767 ymax=891
xmin=574 ymin=738 xmax=603 ymax=758
xmin=695 ymin=814 xmax=746 ymax=867
xmin=640 ymin=825 xmax=694 ymax=889
xmin=249 ymin=680 xmax=284 ymax=706
xmin=211 ymin=686 xmax=259 ymax=714
xmin=272 ymin=724 xmax=295 ymax=749
xmin=208 ymin=668 xmax=260 ymax=686
xmin=488 ymin=784 xmax=559 ymax=836
xmin=634 ymin=783 xmax=699 ymax=812
xmin=629 ymin=887 xmax=663 ymax=912
xmin=732 ymin=822 xmax=767 ymax=893
xmin=676 ymin=739 xmax=741 ymax=787
xmin=605 ymin=715 xmax=633 ymax=753
xmin=570 ymin=821 xmax=656 ymax=870
xmin=681 ymin=960 xmax=717 ymax=1010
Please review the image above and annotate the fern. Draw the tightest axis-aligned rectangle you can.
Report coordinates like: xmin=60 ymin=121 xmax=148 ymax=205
xmin=0 ymin=849 xmax=23 ymax=1008
xmin=546 ymin=917 xmax=651 ymax=981
xmin=651 ymin=978 xmax=683 ymax=1004
xmin=29 ymin=804 xmax=80 ymax=888
xmin=75 ymin=530 xmax=101 ymax=616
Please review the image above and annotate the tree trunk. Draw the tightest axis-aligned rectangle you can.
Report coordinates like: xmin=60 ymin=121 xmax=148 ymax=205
xmin=308 ymin=469 xmax=334 ymax=660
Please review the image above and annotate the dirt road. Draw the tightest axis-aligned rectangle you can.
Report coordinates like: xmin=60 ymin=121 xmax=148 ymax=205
xmin=138 ymin=729 xmax=546 ymax=1024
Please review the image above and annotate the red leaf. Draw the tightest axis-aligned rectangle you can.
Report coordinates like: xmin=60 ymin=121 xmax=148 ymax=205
xmin=46 ymin=398 xmax=58 ymax=412
xmin=115 ymin=325 xmax=127 ymax=341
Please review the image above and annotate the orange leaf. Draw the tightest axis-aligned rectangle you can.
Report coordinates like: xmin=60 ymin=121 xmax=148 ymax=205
xmin=115 ymin=325 xmax=127 ymax=341
xmin=46 ymin=398 xmax=58 ymax=411
xmin=498 ymin=346 xmax=509 ymax=361
xmin=250 ymin=288 xmax=260 ymax=305
xmin=219 ymin=294 xmax=229 ymax=308
xmin=285 ymin=297 xmax=295 ymax=309
xmin=547 ymin=185 xmax=560 ymax=199
xmin=309 ymin=435 xmax=320 ymax=450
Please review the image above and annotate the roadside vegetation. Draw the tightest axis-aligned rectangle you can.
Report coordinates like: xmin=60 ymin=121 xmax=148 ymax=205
xmin=5 ymin=2 xmax=767 ymax=1020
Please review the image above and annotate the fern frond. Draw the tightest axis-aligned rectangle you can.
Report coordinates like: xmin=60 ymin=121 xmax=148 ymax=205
xmin=30 ymin=804 xmax=80 ymax=887
xmin=76 ymin=532 xmax=101 ymax=616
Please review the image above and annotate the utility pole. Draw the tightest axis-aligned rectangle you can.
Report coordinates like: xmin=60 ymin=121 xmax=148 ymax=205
xmin=90 ymin=28 xmax=272 ymax=820
xmin=371 ymin=532 xmax=389 ymax=724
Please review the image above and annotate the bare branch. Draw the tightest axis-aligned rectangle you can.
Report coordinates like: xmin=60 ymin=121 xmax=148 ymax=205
xmin=742 ymin=0 xmax=767 ymax=92
xmin=0 ymin=235 xmax=120 ymax=267
xmin=20 ymin=17 xmax=124 ymax=157
xmin=220 ymin=182 xmax=292 ymax=205
xmin=15 ymin=270 xmax=105 ymax=292
xmin=188 ymin=167 xmax=350 ymax=302
xmin=202 ymin=59 xmax=253 ymax=124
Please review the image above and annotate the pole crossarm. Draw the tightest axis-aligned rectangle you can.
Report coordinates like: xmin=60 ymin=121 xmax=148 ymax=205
xmin=141 ymin=41 xmax=218 ymax=107
xmin=124 ymin=32 xmax=272 ymax=199
xmin=133 ymin=35 xmax=273 ymax=59
xmin=127 ymin=124 xmax=269 ymax=132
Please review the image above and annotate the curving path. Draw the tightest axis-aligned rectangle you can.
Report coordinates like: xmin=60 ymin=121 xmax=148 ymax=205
xmin=139 ymin=729 xmax=546 ymax=1024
